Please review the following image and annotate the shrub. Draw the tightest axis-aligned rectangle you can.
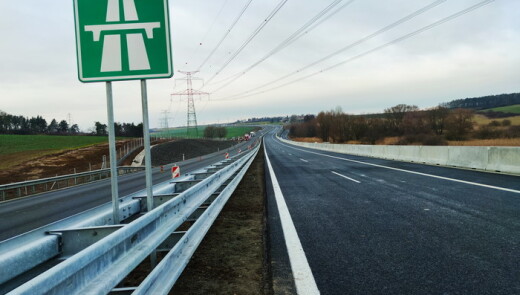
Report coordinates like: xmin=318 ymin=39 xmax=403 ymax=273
xmin=475 ymin=125 xmax=503 ymax=139
xmin=421 ymin=135 xmax=447 ymax=146
xmin=507 ymin=125 xmax=520 ymax=138
xmin=488 ymin=120 xmax=501 ymax=127
xmin=397 ymin=134 xmax=447 ymax=146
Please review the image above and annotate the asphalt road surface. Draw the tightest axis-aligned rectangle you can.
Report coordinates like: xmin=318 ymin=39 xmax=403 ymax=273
xmin=264 ymin=132 xmax=520 ymax=295
xmin=0 ymin=140 xmax=254 ymax=242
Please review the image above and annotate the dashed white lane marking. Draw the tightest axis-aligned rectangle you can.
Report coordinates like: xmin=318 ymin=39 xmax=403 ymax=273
xmin=264 ymin=141 xmax=320 ymax=295
xmin=275 ymin=139 xmax=520 ymax=194
xmin=300 ymin=158 xmax=309 ymax=163
xmin=331 ymin=171 xmax=361 ymax=184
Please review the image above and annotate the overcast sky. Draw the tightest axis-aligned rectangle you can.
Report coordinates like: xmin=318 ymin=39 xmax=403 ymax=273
xmin=0 ymin=0 xmax=518 ymax=131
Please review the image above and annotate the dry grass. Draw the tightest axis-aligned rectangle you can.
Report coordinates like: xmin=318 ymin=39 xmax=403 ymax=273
xmin=448 ymin=138 xmax=520 ymax=146
xmin=291 ymin=137 xmax=323 ymax=143
xmin=376 ymin=137 xmax=400 ymax=145
xmin=0 ymin=150 xmax=58 ymax=170
xmin=473 ymin=114 xmax=520 ymax=126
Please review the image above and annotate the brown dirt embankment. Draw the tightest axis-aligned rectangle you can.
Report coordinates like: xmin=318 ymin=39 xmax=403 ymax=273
xmin=0 ymin=140 xmax=130 ymax=185
xmin=0 ymin=139 xmax=237 ymax=185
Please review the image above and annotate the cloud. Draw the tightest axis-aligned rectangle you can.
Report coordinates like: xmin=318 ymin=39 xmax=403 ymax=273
xmin=0 ymin=0 xmax=518 ymax=130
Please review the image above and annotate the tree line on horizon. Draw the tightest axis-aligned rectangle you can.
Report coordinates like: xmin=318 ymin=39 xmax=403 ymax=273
xmin=0 ymin=110 xmax=143 ymax=137
xmin=289 ymin=104 xmax=520 ymax=145
xmin=0 ymin=111 xmax=79 ymax=135
xmin=447 ymin=92 xmax=520 ymax=110
xmin=93 ymin=121 xmax=143 ymax=137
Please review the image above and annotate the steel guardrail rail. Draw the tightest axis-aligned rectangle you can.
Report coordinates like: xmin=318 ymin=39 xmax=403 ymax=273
xmin=134 ymin=144 xmax=259 ymax=294
xmin=0 ymin=167 xmax=145 ymax=201
xmin=9 ymin=144 xmax=260 ymax=294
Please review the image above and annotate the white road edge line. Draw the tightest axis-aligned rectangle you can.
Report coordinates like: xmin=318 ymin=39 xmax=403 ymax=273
xmin=300 ymin=158 xmax=309 ymax=163
xmin=332 ymin=171 xmax=361 ymax=184
xmin=264 ymin=141 xmax=320 ymax=295
xmin=275 ymin=137 xmax=520 ymax=194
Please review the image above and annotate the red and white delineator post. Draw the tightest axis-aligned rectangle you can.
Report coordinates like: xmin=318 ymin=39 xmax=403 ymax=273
xmin=225 ymin=152 xmax=229 ymax=159
xmin=171 ymin=165 xmax=180 ymax=179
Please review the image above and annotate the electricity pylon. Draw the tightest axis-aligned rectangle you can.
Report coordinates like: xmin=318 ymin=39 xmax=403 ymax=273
xmin=171 ymin=71 xmax=209 ymax=137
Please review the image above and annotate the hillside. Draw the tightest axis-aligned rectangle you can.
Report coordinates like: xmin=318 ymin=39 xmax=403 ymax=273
xmin=446 ymin=93 xmax=520 ymax=110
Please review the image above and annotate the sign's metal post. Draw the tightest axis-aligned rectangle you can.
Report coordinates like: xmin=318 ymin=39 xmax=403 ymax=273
xmin=141 ymin=79 xmax=153 ymax=212
xmin=140 ymin=79 xmax=157 ymax=267
xmin=106 ymin=81 xmax=119 ymax=224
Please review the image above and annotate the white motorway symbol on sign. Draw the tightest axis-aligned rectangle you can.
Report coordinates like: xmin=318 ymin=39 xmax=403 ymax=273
xmin=74 ymin=0 xmax=173 ymax=82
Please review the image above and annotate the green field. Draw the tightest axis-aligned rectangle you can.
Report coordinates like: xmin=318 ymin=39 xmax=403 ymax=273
xmin=0 ymin=135 xmax=113 ymax=155
xmin=153 ymin=126 xmax=257 ymax=139
xmin=0 ymin=135 xmax=120 ymax=170
xmin=481 ymin=104 xmax=520 ymax=114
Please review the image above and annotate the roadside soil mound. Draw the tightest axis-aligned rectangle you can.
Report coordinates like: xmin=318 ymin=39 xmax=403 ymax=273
xmin=151 ymin=139 xmax=236 ymax=166
xmin=0 ymin=139 xmax=236 ymax=185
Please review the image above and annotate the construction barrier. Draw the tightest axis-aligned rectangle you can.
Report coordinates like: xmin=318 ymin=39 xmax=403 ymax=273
xmin=171 ymin=165 xmax=180 ymax=179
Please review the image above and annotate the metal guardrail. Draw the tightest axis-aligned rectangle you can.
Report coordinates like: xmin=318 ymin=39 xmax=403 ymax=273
xmin=0 ymin=167 xmax=145 ymax=201
xmin=7 ymin=142 xmax=260 ymax=294
xmin=134 ymin=146 xmax=257 ymax=294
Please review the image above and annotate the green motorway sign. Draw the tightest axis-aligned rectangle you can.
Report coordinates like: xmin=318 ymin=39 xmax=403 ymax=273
xmin=73 ymin=0 xmax=173 ymax=82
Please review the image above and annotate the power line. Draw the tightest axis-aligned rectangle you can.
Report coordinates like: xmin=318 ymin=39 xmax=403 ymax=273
xmin=213 ymin=0 xmax=447 ymax=100
xmin=214 ymin=0 xmax=495 ymax=101
xmin=203 ymin=0 xmax=290 ymax=85
xmin=197 ymin=0 xmax=254 ymax=72
xmin=207 ymin=0 xmax=353 ymax=86
xmin=190 ymin=0 xmax=230 ymax=63
xmin=210 ymin=0 xmax=356 ymax=93
xmin=200 ymin=0 xmax=229 ymax=45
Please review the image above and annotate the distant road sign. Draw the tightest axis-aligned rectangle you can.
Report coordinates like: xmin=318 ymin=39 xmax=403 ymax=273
xmin=73 ymin=0 xmax=173 ymax=82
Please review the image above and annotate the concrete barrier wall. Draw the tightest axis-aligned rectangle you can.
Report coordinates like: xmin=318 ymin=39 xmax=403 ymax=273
xmin=279 ymin=138 xmax=520 ymax=175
